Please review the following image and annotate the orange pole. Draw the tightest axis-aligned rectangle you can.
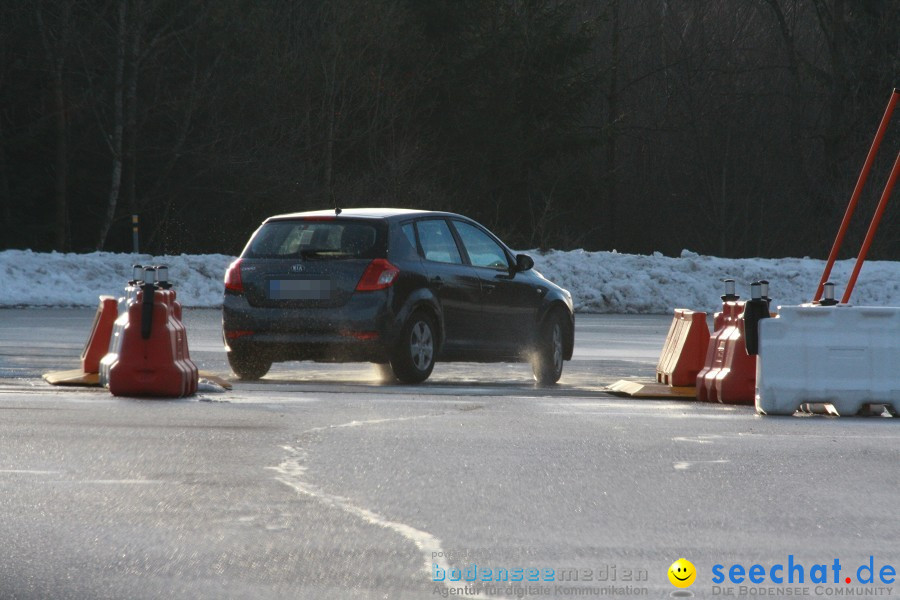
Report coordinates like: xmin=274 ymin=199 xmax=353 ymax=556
xmin=841 ymin=150 xmax=900 ymax=304
xmin=813 ymin=89 xmax=900 ymax=302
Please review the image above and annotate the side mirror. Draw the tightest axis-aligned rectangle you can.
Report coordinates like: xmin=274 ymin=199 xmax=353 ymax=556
xmin=515 ymin=253 xmax=534 ymax=272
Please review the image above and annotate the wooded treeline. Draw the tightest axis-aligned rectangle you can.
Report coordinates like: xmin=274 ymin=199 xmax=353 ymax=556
xmin=0 ymin=0 xmax=897 ymax=258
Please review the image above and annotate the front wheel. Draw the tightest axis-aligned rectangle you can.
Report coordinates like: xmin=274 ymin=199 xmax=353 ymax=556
xmin=389 ymin=311 xmax=437 ymax=384
xmin=532 ymin=312 xmax=565 ymax=385
xmin=227 ymin=348 xmax=272 ymax=380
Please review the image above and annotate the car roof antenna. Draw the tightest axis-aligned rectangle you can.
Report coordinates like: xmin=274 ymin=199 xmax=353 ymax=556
xmin=331 ymin=190 xmax=342 ymax=216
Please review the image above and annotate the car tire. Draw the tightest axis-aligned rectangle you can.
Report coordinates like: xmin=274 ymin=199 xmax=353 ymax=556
xmin=390 ymin=310 xmax=437 ymax=384
xmin=532 ymin=311 xmax=565 ymax=386
xmin=227 ymin=348 xmax=272 ymax=380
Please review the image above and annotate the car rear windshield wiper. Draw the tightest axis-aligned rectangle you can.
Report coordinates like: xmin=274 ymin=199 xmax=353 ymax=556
xmin=298 ymin=249 xmax=357 ymax=259
xmin=298 ymin=249 xmax=334 ymax=258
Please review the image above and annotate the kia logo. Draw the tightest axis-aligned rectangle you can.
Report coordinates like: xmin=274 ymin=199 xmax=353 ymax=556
xmin=290 ymin=264 xmax=304 ymax=273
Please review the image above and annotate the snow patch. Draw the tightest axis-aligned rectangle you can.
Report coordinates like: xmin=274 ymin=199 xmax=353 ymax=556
xmin=1 ymin=248 xmax=898 ymax=314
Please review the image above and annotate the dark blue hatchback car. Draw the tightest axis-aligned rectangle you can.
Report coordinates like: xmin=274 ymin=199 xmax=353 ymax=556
xmin=223 ymin=208 xmax=574 ymax=384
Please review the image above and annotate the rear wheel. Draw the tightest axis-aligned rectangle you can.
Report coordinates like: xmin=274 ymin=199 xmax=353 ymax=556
xmin=532 ymin=312 xmax=565 ymax=386
xmin=227 ymin=348 xmax=272 ymax=380
xmin=390 ymin=311 xmax=436 ymax=384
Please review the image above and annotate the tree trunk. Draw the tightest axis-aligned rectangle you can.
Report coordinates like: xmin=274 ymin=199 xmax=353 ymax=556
xmin=605 ymin=0 xmax=620 ymax=250
xmin=323 ymin=45 xmax=339 ymax=196
xmin=36 ymin=2 xmax=72 ymax=251
xmin=97 ymin=0 xmax=128 ymax=251
xmin=123 ymin=0 xmax=142 ymax=220
xmin=0 ymin=119 xmax=11 ymax=242
xmin=52 ymin=65 xmax=68 ymax=251
xmin=324 ymin=92 xmax=335 ymax=192
xmin=819 ymin=0 xmax=847 ymax=174
xmin=145 ymin=56 xmax=216 ymax=251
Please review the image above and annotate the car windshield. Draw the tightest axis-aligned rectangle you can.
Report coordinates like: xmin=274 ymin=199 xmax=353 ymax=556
xmin=244 ymin=219 xmax=382 ymax=259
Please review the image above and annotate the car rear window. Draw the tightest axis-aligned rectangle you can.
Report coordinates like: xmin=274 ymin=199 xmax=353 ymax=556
xmin=243 ymin=219 xmax=383 ymax=259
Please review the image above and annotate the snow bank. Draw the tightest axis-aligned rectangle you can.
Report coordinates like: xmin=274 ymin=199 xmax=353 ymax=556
xmin=2 ymin=248 xmax=899 ymax=313
xmin=535 ymin=249 xmax=900 ymax=313
xmin=0 ymin=250 xmax=233 ymax=309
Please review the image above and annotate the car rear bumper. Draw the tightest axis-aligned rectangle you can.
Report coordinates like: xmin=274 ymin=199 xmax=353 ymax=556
xmin=222 ymin=292 xmax=397 ymax=362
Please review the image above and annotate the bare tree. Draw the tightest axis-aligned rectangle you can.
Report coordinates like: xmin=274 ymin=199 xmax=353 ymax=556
xmin=96 ymin=0 xmax=127 ymax=251
xmin=36 ymin=0 xmax=74 ymax=251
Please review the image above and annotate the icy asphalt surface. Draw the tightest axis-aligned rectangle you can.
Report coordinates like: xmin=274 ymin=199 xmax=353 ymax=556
xmin=0 ymin=309 xmax=898 ymax=600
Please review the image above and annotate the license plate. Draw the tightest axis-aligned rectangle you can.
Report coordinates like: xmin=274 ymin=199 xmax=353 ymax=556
xmin=269 ymin=279 xmax=331 ymax=300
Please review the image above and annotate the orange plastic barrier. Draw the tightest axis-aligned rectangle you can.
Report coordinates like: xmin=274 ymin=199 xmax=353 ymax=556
xmin=80 ymin=296 xmax=118 ymax=374
xmin=656 ymin=309 xmax=710 ymax=387
xmin=104 ymin=287 xmax=197 ymax=397
xmin=696 ymin=301 xmax=756 ymax=405
xmin=170 ymin=291 xmax=198 ymax=394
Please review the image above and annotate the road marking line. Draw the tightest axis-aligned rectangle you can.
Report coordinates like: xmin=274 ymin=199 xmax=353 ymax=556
xmin=270 ymin=413 xmax=459 ymax=591
xmin=0 ymin=472 xmax=169 ymax=485
xmin=80 ymin=479 xmax=168 ymax=485
xmin=673 ymin=460 xmax=730 ymax=471
xmin=269 ymin=444 xmax=450 ymax=589
xmin=301 ymin=414 xmax=434 ymax=435
xmin=0 ymin=469 xmax=60 ymax=475
xmin=672 ymin=435 xmax=723 ymax=444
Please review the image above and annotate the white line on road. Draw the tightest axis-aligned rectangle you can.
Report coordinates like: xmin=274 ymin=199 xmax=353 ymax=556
xmin=673 ymin=460 xmax=730 ymax=471
xmin=300 ymin=414 xmax=434 ymax=435
xmin=269 ymin=413 xmax=462 ymax=592
xmin=0 ymin=471 xmax=171 ymax=485
xmin=672 ymin=435 xmax=724 ymax=444
xmin=269 ymin=443 xmax=450 ymax=589
xmin=79 ymin=479 xmax=169 ymax=485
xmin=0 ymin=469 xmax=61 ymax=475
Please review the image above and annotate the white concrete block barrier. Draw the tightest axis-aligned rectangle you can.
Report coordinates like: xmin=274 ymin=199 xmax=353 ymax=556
xmin=756 ymin=305 xmax=900 ymax=416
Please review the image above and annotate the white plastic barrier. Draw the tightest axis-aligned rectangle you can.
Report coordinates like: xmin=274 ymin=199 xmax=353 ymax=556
xmin=756 ymin=305 xmax=900 ymax=416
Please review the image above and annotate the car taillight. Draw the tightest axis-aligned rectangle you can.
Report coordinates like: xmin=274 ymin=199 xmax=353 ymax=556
xmin=340 ymin=330 xmax=380 ymax=341
xmin=355 ymin=259 xmax=400 ymax=291
xmin=224 ymin=329 xmax=254 ymax=340
xmin=224 ymin=259 xmax=244 ymax=293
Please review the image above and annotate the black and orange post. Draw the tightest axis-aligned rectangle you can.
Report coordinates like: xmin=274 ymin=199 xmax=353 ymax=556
xmin=132 ymin=214 xmax=140 ymax=254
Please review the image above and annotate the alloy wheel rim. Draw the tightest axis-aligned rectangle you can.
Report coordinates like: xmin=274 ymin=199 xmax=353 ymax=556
xmin=551 ymin=323 xmax=563 ymax=373
xmin=410 ymin=321 xmax=434 ymax=371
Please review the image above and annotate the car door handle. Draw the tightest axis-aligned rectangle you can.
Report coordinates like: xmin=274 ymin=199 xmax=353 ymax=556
xmin=482 ymin=283 xmax=496 ymax=293
xmin=430 ymin=276 xmax=443 ymax=289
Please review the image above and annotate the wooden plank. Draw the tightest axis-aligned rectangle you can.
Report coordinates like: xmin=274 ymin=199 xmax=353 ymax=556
xmin=607 ymin=379 xmax=697 ymax=399
xmin=42 ymin=370 xmax=100 ymax=386
xmin=43 ymin=369 xmax=232 ymax=391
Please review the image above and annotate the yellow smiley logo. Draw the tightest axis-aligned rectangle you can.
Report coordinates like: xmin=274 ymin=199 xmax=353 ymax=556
xmin=668 ymin=558 xmax=696 ymax=588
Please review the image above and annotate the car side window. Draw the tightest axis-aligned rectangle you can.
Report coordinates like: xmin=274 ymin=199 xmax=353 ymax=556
xmin=401 ymin=223 xmax=418 ymax=252
xmin=416 ymin=219 xmax=463 ymax=264
xmin=452 ymin=221 xmax=510 ymax=270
